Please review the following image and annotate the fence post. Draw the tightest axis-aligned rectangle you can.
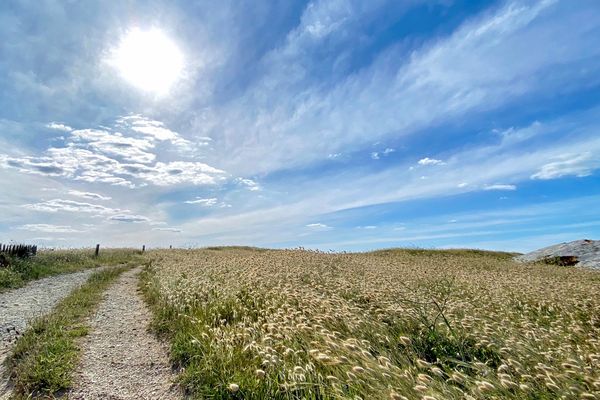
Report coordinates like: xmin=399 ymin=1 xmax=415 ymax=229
xmin=142 ymin=245 xmax=145 ymax=253
xmin=95 ymin=244 xmax=100 ymax=257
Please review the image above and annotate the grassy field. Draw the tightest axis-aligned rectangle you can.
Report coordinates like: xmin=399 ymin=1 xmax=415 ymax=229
xmin=143 ymin=247 xmax=600 ymax=399
xmin=0 ymin=248 xmax=142 ymax=291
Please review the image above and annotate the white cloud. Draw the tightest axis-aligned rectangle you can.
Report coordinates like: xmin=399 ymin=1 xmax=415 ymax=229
xmin=152 ymin=227 xmax=182 ymax=232
xmin=17 ymin=224 xmax=81 ymax=233
xmin=306 ymin=223 xmax=332 ymax=231
xmin=120 ymin=115 xmax=191 ymax=147
xmin=418 ymin=157 xmax=445 ymax=166
xmin=68 ymin=190 xmax=111 ymax=201
xmin=1 ymin=117 xmax=226 ymax=188
xmin=31 ymin=237 xmax=67 ymax=242
xmin=371 ymin=148 xmax=395 ymax=160
xmin=0 ymin=154 xmax=70 ymax=177
xmin=46 ymin=122 xmax=72 ymax=132
xmin=22 ymin=199 xmax=124 ymax=214
xmin=236 ymin=177 xmax=261 ymax=191
xmin=141 ymin=162 xmax=226 ymax=186
xmin=457 ymin=182 xmax=469 ymax=188
xmin=185 ymin=197 xmax=218 ymax=206
xmin=531 ymin=152 xmax=600 ymax=180
xmin=483 ymin=184 xmax=517 ymax=191
xmin=71 ymin=128 xmax=156 ymax=164
xmin=109 ymin=214 xmax=150 ymax=223
xmin=184 ymin=197 xmax=231 ymax=208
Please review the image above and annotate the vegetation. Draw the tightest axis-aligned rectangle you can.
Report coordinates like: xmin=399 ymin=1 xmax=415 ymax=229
xmin=0 ymin=248 xmax=142 ymax=291
xmin=5 ymin=265 xmax=131 ymax=398
xmin=142 ymin=247 xmax=600 ymax=399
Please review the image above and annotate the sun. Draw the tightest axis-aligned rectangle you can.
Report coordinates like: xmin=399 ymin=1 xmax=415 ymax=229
xmin=109 ymin=28 xmax=184 ymax=95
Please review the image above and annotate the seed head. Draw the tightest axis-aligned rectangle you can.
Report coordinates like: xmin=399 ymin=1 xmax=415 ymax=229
xmin=228 ymin=383 xmax=239 ymax=392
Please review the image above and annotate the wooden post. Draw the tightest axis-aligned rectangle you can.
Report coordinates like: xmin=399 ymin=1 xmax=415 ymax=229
xmin=95 ymin=244 xmax=100 ymax=257
xmin=142 ymin=245 xmax=145 ymax=253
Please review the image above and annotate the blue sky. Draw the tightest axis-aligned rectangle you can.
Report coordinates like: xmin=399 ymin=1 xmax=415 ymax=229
xmin=1 ymin=0 xmax=599 ymax=252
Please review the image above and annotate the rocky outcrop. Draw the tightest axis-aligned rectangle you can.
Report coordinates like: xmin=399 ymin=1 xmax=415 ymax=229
xmin=516 ymin=239 xmax=600 ymax=269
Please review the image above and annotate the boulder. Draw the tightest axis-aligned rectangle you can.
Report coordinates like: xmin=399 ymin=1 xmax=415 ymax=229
xmin=515 ymin=239 xmax=600 ymax=269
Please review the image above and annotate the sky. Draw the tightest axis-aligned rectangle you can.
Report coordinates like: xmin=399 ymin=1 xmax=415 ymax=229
xmin=1 ymin=0 xmax=599 ymax=252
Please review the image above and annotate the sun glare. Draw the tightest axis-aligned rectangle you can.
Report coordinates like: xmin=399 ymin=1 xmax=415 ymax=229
xmin=110 ymin=28 xmax=184 ymax=95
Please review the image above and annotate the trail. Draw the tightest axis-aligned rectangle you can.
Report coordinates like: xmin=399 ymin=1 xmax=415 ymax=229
xmin=69 ymin=267 xmax=180 ymax=399
xmin=0 ymin=268 xmax=105 ymax=398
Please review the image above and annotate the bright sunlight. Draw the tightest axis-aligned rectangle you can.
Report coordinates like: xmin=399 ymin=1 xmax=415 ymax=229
xmin=109 ymin=28 xmax=183 ymax=95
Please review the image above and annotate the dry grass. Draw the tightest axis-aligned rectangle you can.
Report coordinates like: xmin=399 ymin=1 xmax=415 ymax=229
xmin=143 ymin=247 xmax=600 ymax=399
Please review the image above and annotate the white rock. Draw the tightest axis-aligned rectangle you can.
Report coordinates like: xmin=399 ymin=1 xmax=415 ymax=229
xmin=515 ymin=239 xmax=600 ymax=269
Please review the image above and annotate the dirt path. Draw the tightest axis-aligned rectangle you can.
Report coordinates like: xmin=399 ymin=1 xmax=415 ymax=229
xmin=69 ymin=267 xmax=180 ymax=399
xmin=0 ymin=268 xmax=106 ymax=398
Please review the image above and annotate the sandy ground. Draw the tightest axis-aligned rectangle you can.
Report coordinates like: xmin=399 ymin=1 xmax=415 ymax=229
xmin=69 ymin=267 xmax=180 ymax=399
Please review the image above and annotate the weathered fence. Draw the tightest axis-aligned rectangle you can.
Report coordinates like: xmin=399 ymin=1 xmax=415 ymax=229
xmin=0 ymin=243 xmax=37 ymax=258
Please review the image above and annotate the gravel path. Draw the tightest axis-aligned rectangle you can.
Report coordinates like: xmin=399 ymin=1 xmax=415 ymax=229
xmin=69 ymin=267 xmax=180 ymax=399
xmin=0 ymin=268 xmax=105 ymax=398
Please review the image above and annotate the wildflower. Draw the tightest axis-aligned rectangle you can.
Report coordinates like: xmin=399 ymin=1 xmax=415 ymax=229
xmin=255 ymin=369 xmax=265 ymax=378
xmin=228 ymin=383 xmax=239 ymax=392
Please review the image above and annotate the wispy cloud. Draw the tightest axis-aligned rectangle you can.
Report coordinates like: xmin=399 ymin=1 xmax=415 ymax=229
xmin=108 ymin=214 xmax=150 ymax=223
xmin=418 ymin=157 xmax=445 ymax=166
xmin=531 ymin=152 xmax=600 ymax=180
xmin=22 ymin=199 xmax=123 ymax=214
xmin=185 ymin=198 xmax=217 ymax=206
xmin=46 ymin=122 xmax=72 ymax=132
xmin=483 ymin=184 xmax=517 ymax=191
xmin=17 ymin=224 xmax=81 ymax=233
xmin=68 ymin=190 xmax=111 ymax=201
xmin=236 ymin=178 xmax=261 ymax=191
xmin=306 ymin=223 xmax=331 ymax=231
xmin=152 ymin=227 xmax=182 ymax=232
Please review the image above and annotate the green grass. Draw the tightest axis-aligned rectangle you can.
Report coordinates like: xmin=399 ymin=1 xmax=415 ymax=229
xmin=0 ymin=248 xmax=143 ymax=291
xmin=5 ymin=265 xmax=131 ymax=398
